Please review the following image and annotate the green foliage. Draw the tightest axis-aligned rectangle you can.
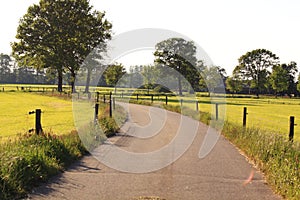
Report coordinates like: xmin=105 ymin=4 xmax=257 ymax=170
xmin=154 ymin=38 xmax=199 ymax=95
xmin=270 ymin=64 xmax=289 ymax=94
xmin=0 ymin=132 xmax=86 ymax=200
xmin=12 ymin=0 xmax=112 ymax=92
xmin=226 ymin=76 xmax=243 ymax=94
xmin=234 ymin=49 xmax=279 ymax=97
xmin=200 ymin=66 xmax=226 ymax=95
xmin=103 ymin=63 xmax=126 ymax=88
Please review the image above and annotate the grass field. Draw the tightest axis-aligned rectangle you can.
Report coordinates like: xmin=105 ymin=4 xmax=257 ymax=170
xmin=0 ymin=86 xmax=299 ymax=141
xmin=116 ymin=92 xmax=300 ymax=141
xmin=0 ymin=92 xmax=74 ymax=137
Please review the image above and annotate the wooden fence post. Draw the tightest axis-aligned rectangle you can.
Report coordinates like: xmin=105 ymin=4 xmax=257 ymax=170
xmin=35 ymin=109 xmax=42 ymax=135
xmin=215 ymin=103 xmax=219 ymax=120
xmin=180 ymin=99 xmax=183 ymax=107
xmin=289 ymin=116 xmax=296 ymax=142
xmin=243 ymin=107 xmax=248 ymax=127
xmin=109 ymin=92 xmax=112 ymax=117
xmin=103 ymin=94 xmax=106 ymax=103
xmin=196 ymin=101 xmax=199 ymax=111
xmin=29 ymin=109 xmax=43 ymax=135
xmin=95 ymin=103 xmax=99 ymax=122
xmin=151 ymin=95 xmax=154 ymax=103
xmin=136 ymin=94 xmax=139 ymax=101
xmin=165 ymin=95 xmax=168 ymax=105
xmin=96 ymin=92 xmax=99 ymax=102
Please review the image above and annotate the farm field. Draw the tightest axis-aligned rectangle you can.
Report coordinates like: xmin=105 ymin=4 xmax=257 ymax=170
xmin=114 ymin=91 xmax=300 ymax=141
xmin=0 ymin=92 xmax=74 ymax=137
xmin=157 ymin=95 xmax=300 ymax=141
xmin=0 ymin=87 xmax=299 ymax=142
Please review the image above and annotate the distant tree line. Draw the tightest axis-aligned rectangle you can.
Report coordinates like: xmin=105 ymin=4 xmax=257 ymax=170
xmin=226 ymin=49 xmax=300 ymax=97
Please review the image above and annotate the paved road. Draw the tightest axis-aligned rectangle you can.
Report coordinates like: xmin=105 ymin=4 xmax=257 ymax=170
xmin=27 ymin=103 xmax=281 ymax=200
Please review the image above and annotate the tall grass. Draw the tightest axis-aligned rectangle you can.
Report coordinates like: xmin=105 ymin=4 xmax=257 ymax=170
xmin=0 ymin=101 xmax=126 ymax=200
xmin=0 ymin=132 xmax=86 ymax=200
xmin=222 ymin=123 xmax=300 ymax=199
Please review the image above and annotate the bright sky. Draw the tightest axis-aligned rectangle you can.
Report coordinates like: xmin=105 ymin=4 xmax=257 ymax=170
xmin=1 ymin=0 xmax=300 ymax=75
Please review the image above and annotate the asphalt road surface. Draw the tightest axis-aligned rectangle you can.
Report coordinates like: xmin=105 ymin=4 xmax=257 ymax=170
xmin=27 ymin=103 xmax=281 ymax=200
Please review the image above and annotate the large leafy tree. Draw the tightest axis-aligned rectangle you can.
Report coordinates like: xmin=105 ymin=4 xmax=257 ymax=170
xmin=141 ymin=65 xmax=158 ymax=94
xmin=226 ymin=76 xmax=243 ymax=95
xmin=103 ymin=63 xmax=126 ymax=93
xmin=282 ymin=61 xmax=298 ymax=96
xmin=154 ymin=38 xmax=199 ymax=95
xmin=270 ymin=65 xmax=288 ymax=96
xmin=0 ymin=54 xmax=12 ymax=83
xmin=12 ymin=0 xmax=112 ymax=92
xmin=200 ymin=66 xmax=226 ymax=96
xmin=234 ymin=49 xmax=279 ymax=97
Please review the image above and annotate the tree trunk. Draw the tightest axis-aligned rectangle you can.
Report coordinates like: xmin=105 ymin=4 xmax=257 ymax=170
xmin=57 ymin=69 xmax=63 ymax=92
xmin=85 ymin=68 xmax=91 ymax=93
xmin=71 ymin=71 xmax=76 ymax=93
xmin=178 ymin=75 xmax=182 ymax=96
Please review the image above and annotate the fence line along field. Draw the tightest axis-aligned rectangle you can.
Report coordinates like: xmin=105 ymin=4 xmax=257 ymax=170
xmin=0 ymin=92 xmax=74 ymax=137
xmin=111 ymin=91 xmax=300 ymax=141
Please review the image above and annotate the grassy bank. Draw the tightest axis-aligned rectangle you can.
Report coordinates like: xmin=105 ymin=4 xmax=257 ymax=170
xmin=0 ymin=98 xmax=126 ymax=200
xmin=223 ymin=123 xmax=300 ymax=199
xmin=0 ymin=132 xmax=87 ymax=200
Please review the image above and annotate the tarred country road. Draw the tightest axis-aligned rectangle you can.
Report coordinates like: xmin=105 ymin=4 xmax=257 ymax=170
xmin=27 ymin=103 xmax=281 ymax=200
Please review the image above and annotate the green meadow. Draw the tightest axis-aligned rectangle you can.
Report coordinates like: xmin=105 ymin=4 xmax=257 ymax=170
xmin=0 ymin=88 xmax=299 ymax=142
xmin=116 ymin=91 xmax=300 ymax=141
xmin=0 ymin=92 xmax=74 ymax=137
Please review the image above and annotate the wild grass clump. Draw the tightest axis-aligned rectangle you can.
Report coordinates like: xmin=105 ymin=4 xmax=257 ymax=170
xmin=0 ymin=132 xmax=86 ymax=200
xmin=98 ymin=104 xmax=127 ymax=137
xmin=222 ymin=123 xmax=300 ymax=200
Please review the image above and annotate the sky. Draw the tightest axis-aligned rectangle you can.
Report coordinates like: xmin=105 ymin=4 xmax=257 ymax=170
xmin=1 ymin=0 xmax=300 ymax=75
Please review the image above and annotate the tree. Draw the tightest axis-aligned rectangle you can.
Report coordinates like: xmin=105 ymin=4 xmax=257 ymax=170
xmin=81 ymin=45 xmax=107 ymax=93
xmin=270 ymin=65 xmax=288 ymax=96
xmin=0 ymin=54 xmax=12 ymax=83
xmin=226 ymin=76 xmax=243 ymax=94
xmin=234 ymin=49 xmax=279 ymax=97
xmin=200 ymin=66 xmax=226 ymax=96
xmin=104 ymin=63 xmax=126 ymax=93
xmin=141 ymin=65 xmax=158 ymax=94
xmin=154 ymin=38 xmax=199 ymax=95
xmin=282 ymin=61 xmax=298 ymax=96
xmin=12 ymin=0 xmax=112 ymax=92
xmin=297 ymin=74 xmax=300 ymax=94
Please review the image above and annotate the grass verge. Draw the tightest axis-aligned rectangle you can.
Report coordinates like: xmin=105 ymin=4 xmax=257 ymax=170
xmin=0 ymin=132 xmax=87 ymax=200
xmin=222 ymin=123 xmax=300 ymax=199
xmin=0 ymin=102 xmax=126 ymax=200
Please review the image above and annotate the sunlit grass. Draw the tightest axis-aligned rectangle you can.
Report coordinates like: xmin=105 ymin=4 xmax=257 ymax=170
xmin=117 ymin=93 xmax=300 ymax=141
xmin=0 ymin=92 xmax=74 ymax=137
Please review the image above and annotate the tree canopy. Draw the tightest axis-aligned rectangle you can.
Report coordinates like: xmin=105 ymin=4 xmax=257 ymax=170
xmin=12 ymin=0 xmax=112 ymax=92
xmin=154 ymin=38 xmax=199 ymax=95
xmin=233 ymin=49 xmax=279 ymax=97
xmin=103 ymin=63 xmax=126 ymax=92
